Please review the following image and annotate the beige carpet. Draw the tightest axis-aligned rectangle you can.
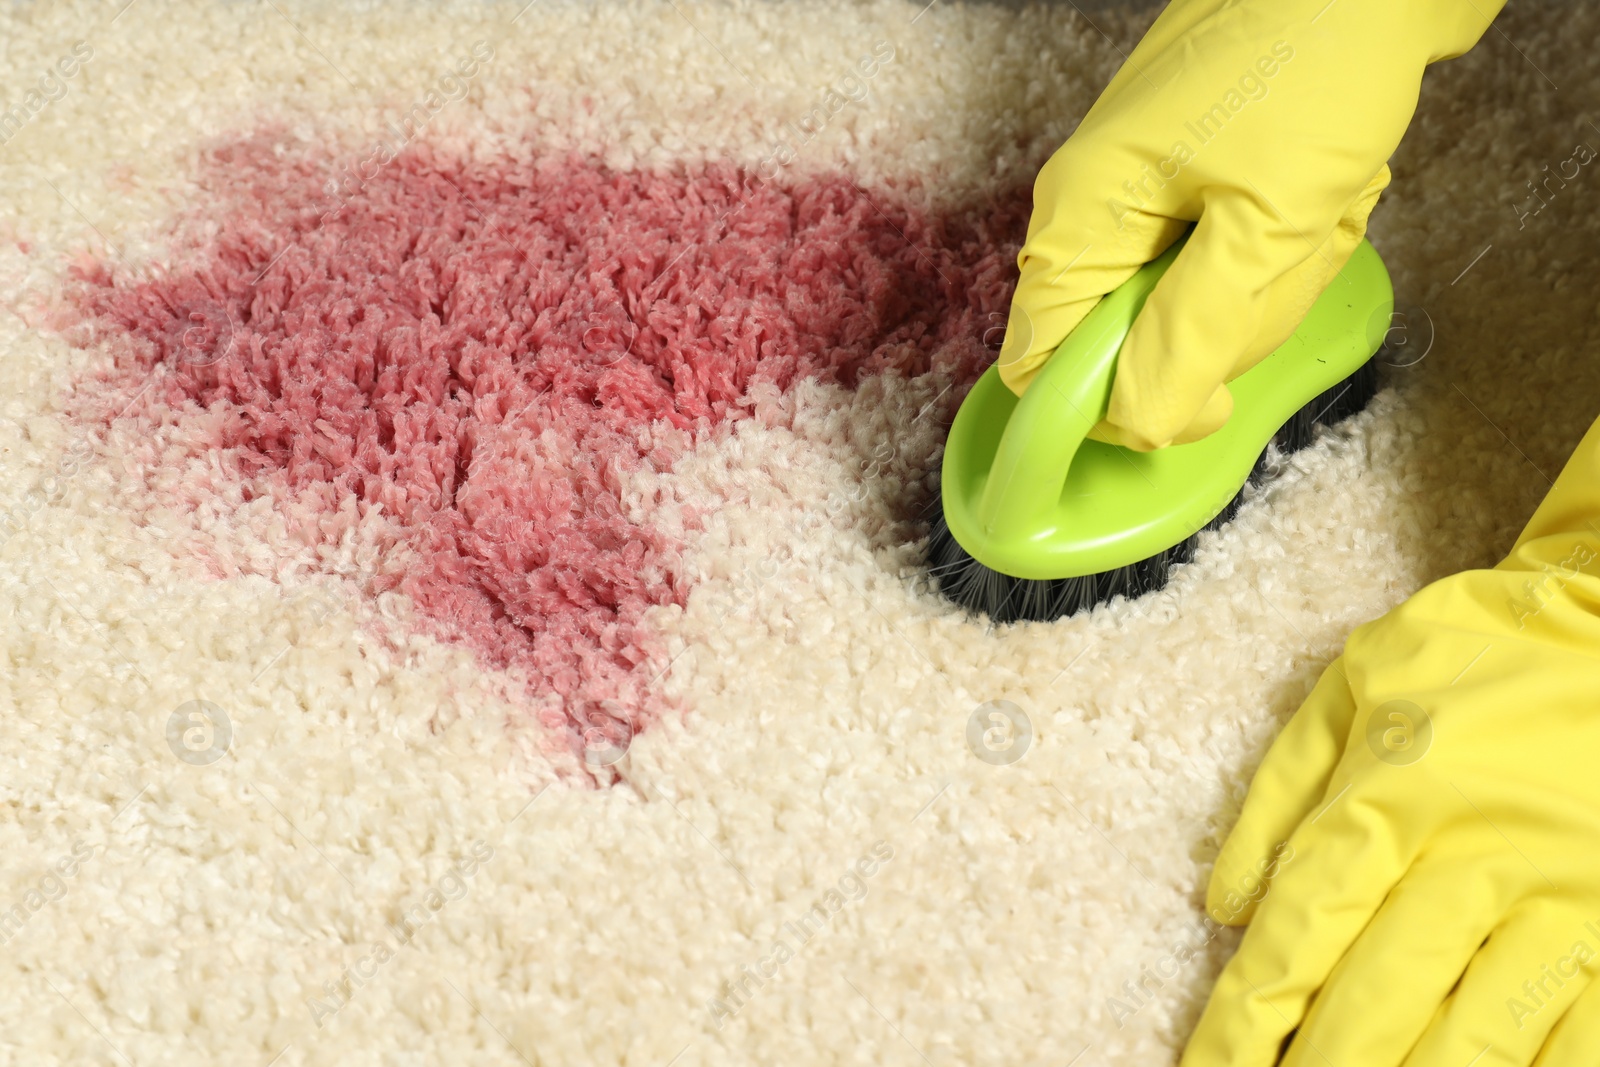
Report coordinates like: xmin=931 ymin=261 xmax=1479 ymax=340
xmin=0 ymin=0 xmax=1594 ymax=1062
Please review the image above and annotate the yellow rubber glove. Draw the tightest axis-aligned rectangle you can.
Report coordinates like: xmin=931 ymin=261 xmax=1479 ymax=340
xmin=999 ymin=0 xmax=1503 ymax=450
xmin=1183 ymin=410 xmax=1600 ymax=1067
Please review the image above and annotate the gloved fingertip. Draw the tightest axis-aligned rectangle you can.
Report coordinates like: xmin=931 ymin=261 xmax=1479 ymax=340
xmin=1205 ymin=874 xmax=1262 ymax=927
xmin=995 ymin=355 xmax=1040 ymax=397
xmin=1167 ymin=385 xmax=1234 ymax=445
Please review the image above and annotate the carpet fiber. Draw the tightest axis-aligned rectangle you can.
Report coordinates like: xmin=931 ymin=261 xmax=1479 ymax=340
xmin=0 ymin=0 xmax=1595 ymax=1063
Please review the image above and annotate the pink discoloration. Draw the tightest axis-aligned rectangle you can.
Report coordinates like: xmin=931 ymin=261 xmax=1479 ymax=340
xmin=70 ymin=133 xmax=1026 ymax=760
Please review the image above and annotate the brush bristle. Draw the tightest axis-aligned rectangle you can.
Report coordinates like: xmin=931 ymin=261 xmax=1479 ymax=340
xmin=925 ymin=357 xmax=1381 ymax=624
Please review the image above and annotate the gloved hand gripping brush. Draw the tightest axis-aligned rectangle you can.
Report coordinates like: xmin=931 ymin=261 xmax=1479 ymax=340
xmin=924 ymin=0 xmax=1494 ymax=623
xmin=926 ymin=235 xmax=1388 ymax=623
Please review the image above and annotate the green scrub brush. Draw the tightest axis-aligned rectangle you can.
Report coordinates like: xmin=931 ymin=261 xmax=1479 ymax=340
xmin=927 ymin=235 xmax=1392 ymax=624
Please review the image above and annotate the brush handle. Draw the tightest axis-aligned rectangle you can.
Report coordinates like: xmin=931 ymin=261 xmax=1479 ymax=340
xmin=976 ymin=237 xmax=1186 ymax=539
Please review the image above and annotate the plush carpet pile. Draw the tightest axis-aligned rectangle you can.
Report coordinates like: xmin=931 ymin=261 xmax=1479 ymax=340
xmin=0 ymin=0 xmax=1595 ymax=1063
xmin=70 ymin=138 xmax=1023 ymax=760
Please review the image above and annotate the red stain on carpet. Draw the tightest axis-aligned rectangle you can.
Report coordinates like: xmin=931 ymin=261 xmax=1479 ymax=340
xmin=70 ymin=133 xmax=1026 ymax=762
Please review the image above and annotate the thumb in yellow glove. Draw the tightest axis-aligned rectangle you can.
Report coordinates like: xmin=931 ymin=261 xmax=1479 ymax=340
xmin=1182 ymin=412 xmax=1600 ymax=1066
xmin=999 ymin=0 xmax=1500 ymax=450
